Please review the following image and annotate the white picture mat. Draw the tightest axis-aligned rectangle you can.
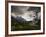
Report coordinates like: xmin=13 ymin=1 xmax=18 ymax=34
xmin=8 ymin=3 xmax=43 ymax=34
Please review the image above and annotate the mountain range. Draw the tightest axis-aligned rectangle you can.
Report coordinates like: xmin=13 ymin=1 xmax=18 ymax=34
xmin=11 ymin=16 xmax=32 ymax=24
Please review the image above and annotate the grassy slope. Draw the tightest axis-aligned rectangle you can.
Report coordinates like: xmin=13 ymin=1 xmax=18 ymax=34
xmin=11 ymin=18 xmax=40 ymax=31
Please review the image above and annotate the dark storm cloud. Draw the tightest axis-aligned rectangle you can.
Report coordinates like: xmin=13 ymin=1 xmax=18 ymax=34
xmin=11 ymin=6 xmax=23 ymax=15
xmin=11 ymin=6 xmax=41 ymax=15
xmin=11 ymin=6 xmax=25 ymax=15
xmin=27 ymin=7 xmax=41 ymax=12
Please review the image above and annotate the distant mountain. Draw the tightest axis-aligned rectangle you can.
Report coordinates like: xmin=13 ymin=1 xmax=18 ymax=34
xmin=11 ymin=16 xmax=32 ymax=24
xmin=15 ymin=16 xmax=26 ymax=23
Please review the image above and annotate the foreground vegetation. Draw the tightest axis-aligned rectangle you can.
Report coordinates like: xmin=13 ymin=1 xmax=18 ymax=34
xmin=11 ymin=18 xmax=40 ymax=31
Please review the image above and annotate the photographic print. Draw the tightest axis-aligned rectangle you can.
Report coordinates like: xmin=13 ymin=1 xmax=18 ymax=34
xmin=5 ymin=1 xmax=45 ymax=36
xmin=11 ymin=6 xmax=41 ymax=31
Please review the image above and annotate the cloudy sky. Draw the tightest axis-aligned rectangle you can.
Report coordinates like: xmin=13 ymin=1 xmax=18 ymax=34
xmin=11 ymin=6 xmax=41 ymax=21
